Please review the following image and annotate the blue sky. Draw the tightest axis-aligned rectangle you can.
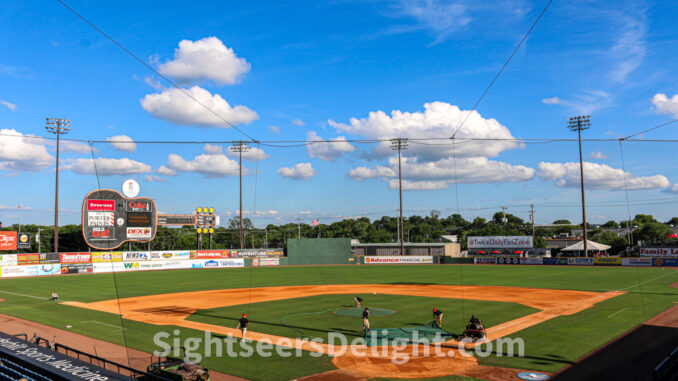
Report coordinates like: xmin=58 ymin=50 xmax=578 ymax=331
xmin=1 ymin=0 xmax=678 ymax=228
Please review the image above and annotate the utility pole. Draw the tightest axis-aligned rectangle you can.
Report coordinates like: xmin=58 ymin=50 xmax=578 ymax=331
xmin=529 ymin=204 xmax=536 ymax=240
xmin=46 ymin=117 xmax=70 ymax=253
xmin=230 ymin=141 xmax=250 ymax=249
xmin=17 ymin=204 xmax=22 ymax=235
xmin=297 ymin=218 xmax=301 ymax=239
xmin=390 ymin=138 xmax=408 ymax=256
xmin=37 ymin=227 xmax=41 ymax=253
xmin=568 ymin=115 xmax=591 ymax=257
xmin=501 ymin=206 xmax=508 ymax=235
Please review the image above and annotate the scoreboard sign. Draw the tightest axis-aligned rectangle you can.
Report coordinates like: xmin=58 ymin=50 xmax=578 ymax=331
xmin=82 ymin=189 xmax=157 ymax=250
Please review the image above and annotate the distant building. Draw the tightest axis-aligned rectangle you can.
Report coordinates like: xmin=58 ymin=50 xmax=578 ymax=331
xmin=351 ymin=241 xmax=461 ymax=257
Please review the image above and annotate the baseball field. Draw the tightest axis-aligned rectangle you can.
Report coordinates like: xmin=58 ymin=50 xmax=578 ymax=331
xmin=0 ymin=264 xmax=677 ymax=380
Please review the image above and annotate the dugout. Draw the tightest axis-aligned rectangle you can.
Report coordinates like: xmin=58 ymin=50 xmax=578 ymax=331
xmin=286 ymin=238 xmax=354 ymax=265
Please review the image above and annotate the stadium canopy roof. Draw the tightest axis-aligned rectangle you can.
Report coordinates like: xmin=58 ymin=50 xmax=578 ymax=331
xmin=561 ymin=240 xmax=611 ymax=252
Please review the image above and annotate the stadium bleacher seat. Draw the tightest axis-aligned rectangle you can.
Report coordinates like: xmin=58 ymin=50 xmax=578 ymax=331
xmin=0 ymin=357 xmax=52 ymax=381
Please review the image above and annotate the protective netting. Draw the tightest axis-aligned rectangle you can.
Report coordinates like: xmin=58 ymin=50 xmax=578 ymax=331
xmin=334 ymin=307 xmax=396 ymax=317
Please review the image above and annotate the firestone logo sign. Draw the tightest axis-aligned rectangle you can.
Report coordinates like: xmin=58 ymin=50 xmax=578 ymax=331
xmin=127 ymin=227 xmax=152 ymax=238
xmin=126 ymin=200 xmax=151 ymax=212
xmin=60 ymin=253 xmax=92 ymax=263
xmin=87 ymin=199 xmax=115 ymax=211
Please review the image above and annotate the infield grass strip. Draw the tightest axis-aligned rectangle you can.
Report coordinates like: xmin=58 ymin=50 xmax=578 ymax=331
xmin=187 ymin=294 xmax=538 ymax=343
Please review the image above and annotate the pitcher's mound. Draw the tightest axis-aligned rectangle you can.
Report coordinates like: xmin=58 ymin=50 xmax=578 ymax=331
xmin=335 ymin=307 xmax=395 ymax=317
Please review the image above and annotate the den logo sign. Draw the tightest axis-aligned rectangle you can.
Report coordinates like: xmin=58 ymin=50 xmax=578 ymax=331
xmin=82 ymin=189 xmax=157 ymax=250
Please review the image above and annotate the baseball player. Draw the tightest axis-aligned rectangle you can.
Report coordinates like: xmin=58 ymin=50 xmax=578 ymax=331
xmin=362 ymin=308 xmax=370 ymax=335
xmin=354 ymin=296 xmax=363 ymax=308
xmin=433 ymin=308 xmax=444 ymax=328
xmin=236 ymin=313 xmax=249 ymax=339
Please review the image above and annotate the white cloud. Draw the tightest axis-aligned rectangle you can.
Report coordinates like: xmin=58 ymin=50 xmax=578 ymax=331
xmin=158 ymin=37 xmax=251 ymax=86
xmin=537 ymin=161 xmax=669 ymax=190
xmin=388 ymin=179 xmax=449 ymax=191
xmin=145 ymin=174 xmax=165 ymax=182
xmin=278 ymin=162 xmax=316 ymax=180
xmin=609 ymin=13 xmax=646 ymax=83
xmin=651 ymin=93 xmax=678 ymax=118
xmin=542 ymin=97 xmax=561 ymax=105
xmin=63 ymin=158 xmax=152 ymax=176
xmin=1 ymin=100 xmax=17 ymax=111
xmin=0 ymin=129 xmax=53 ymax=171
xmin=590 ymin=151 xmax=608 ymax=159
xmin=141 ymin=86 xmax=258 ymax=127
xmin=268 ymin=125 xmax=280 ymax=134
xmin=60 ymin=140 xmax=93 ymax=154
xmin=329 ymin=101 xmax=521 ymax=160
xmin=203 ymin=144 xmax=223 ymax=154
xmin=664 ymin=184 xmax=678 ymax=194
xmin=291 ymin=119 xmax=305 ymax=127
xmin=348 ymin=166 xmax=396 ymax=181
xmin=157 ymin=165 xmax=177 ymax=176
xmin=305 ymin=131 xmax=355 ymax=161
xmin=393 ymin=0 xmax=471 ymax=43
xmin=106 ymin=135 xmax=136 ymax=152
xmin=166 ymin=153 xmax=242 ymax=178
xmin=225 ymin=145 xmax=270 ymax=161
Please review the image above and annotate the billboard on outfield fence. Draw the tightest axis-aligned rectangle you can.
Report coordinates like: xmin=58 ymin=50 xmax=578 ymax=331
xmin=189 ymin=258 xmax=244 ymax=268
xmin=17 ymin=233 xmax=30 ymax=249
xmin=1 ymin=264 xmax=61 ymax=278
xmin=92 ymin=252 xmax=123 ymax=262
xmin=60 ymin=252 xmax=92 ymax=264
xmin=622 ymin=258 xmax=653 ymax=266
xmin=652 ymin=258 xmax=678 ymax=266
xmin=150 ymin=251 xmax=190 ymax=260
xmin=568 ymin=257 xmax=594 ymax=265
xmin=0 ymin=254 xmax=18 ymax=266
xmin=60 ymin=263 xmax=93 ymax=274
xmin=640 ymin=248 xmax=678 ymax=257
xmin=39 ymin=253 xmax=60 ymax=264
xmin=497 ymin=257 xmax=520 ymax=264
xmin=364 ymin=256 xmax=433 ymax=264
xmin=229 ymin=249 xmax=284 ymax=257
xmin=123 ymin=251 xmax=150 ymax=261
xmin=520 ymin=257 xmax=543 ymax=265
xmin=253 ymin=258 xmax=280 ymax=266
xmin=467 ymin=236 xmax=533 ymax=249
xmin=474 ymin=257 xmax=497 ymax=264
xmin=17 ymin=253 xmax=40 ymax=265
xmin=594 ymin=257 xmax=621 ymax=266
xmin=190 ymin=250 xmax=229 ymax=259
xmin=0 ymin=231 xmax=17 ymax=251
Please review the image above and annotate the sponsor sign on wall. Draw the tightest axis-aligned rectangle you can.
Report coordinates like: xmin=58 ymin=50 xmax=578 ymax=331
xmin=497 ymin=257 xmax=520 ymax=264
xmin=92 ymin=252 xmax=123 ymax=262
xmin=652 ymin=258 xmax=678 ymax=267
xmin=640 ymin=248 xmax=678 ymax=257
xmin=1 ymin=264 xmax=62 ymax=278
xmin=364 ymin=256 xmax=433 ymax=264
xmin=17 ymin=253 xmax=40 ymax=265
xmin=0 ymin=254 xmax=18 ymax=266
xmin=87 ymin=199 xmax=115 ymax=211
xmin=39 ymin=253 xmax=60 ymax=264
xmin=61 ymin=263 xmax=93 ymax=274
xmin=17 ymin=233 xmax=30 ymax=249
xmin=474 ymin=257 xmax=497 ymax=264
xmin=191 ymin=250 xmax=229 ymax=259
xmin=126 ymin=200 xmax=152 ymax=212
xmin=60 ymin=252 xmax=92 ymax=264
xmin=123 ymin=251 xmax=150 ymax=261
xmin=229 ymin=249 xmax=283 ymax=258
xmin=622 ymin=258 xmax=653 ymax=266
xmin=0 ymin=231 xmax=18 ymax=251
xmin=253 ymin=258 xmax=280 ymax=266
xmin=88 ymin=227 xmax=116 ymax=241
xmin=87 ymin=212 xmax=114 ymax=226
xmin=567 ymin=257 xmax=594 ymax=266
xmin=593 ymin=257 xmax=621 ymax=266
xmin=150 ymin=251 xmax=190 ymax=261
xmin=467 ymin=236 xmax=533 ymax=249
xmin=189 ymin=259 xmax=245 ymax=268
xmin=520 ymin=258 xmax=543 ymax=265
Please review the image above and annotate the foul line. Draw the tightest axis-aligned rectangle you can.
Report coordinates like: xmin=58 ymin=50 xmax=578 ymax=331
xmin=618 ymin=271 xmax=678 ymax=291
xmin=0 ymin=290 xmax=49 ymax=300
xmin=607 ymin=308 xmax=629 ymax=319
xmin=83 ymin=321 xmax=126 ymax=330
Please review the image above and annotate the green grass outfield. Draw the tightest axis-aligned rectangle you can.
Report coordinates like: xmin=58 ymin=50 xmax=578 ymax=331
xmin=0 ymin=264 xmax=677 ymax=380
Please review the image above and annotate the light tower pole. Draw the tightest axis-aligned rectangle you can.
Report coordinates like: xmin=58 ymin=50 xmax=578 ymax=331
xmin=229 ymin=141 xmax=250 ymax=249
xmin=390 ymin=138 xmax=408 ymax=256
xmin=568 ymin=115 xmax=591 ymax=257
xmin=46 ymin=117 xmax=71 ymax=253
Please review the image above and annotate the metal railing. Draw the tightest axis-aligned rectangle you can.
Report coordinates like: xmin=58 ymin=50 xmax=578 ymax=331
xmin=654 ymin=346 xmax=678 ymax=381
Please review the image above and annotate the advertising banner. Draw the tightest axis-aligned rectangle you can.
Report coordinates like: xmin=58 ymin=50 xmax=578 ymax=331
xmin=474 ymin=257 xmax=497 ymax=264
xmin=39 ymin=253 xmax=60 ymax=264
xmin=1 ymin=264 xmax=61 ymax=278
xmin=497 ymin=257 xmax=520 ymax=264
xmin=126 ymin=227 xmax=152 ymax=239
xmin=60 ymin=263 xmax=93 ymax=274
xmin=150 ymin=251 xmax=190 ymax=260
xmin=92 ymin=252 xmax=123 ymax=262
xmin=640 ymin=248 xmax=678 ymax=257
xmin=189 ymin=258 xmax=245 ymax=268
xmin=652 ymin=258 xmax=678 ymax=267
xmin=621 ymin=257 xmax=653 ymax=267
xmin=87 ymin=211 xmax=115 ymax=226
xmin=87 ymin=227 xmax=116 ymax=241
xmin=0 ymin=231 xmax=18 ymax=251
xmin=229 ymin=249 xmax=284 ymax=258
xmin=0 ymin=254 xmax=18 ymax=266
xmin=191 ymin=250 xmax=229 ymax=259
xmin=520 ymin=257 xmax=543 ymax=265
xmin=17 ymin=233 xmax=30 ymax=249
xmin=593 ymin=257 xmax=621 ymax=266
xmin=87 ymin=199 xmax=115 ymax=211
xmin=123 ymin=251 xmax=150 ymax=261
xmin=253 ymin=258 xmax=280 ymax=266
xmin=60 ymin=252 xmax=92 ymax=264
xmin=364 ymin=256 xmax=433 ymax=264
xmin=467 ymin=236 xmax=533 ymax=249
xmin=17 ymin=253 xmax=40 ymax=265
xmin=568 ymin=257 xmax=594 ymax=266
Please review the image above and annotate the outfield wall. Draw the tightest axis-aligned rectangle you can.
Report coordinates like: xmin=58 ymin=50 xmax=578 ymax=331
xmin=286 ymin=238 xmax=353 ymax=265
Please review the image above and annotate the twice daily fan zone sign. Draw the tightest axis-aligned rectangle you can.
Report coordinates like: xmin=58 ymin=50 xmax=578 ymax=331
xmin=467 ymin=236 xmax=533 ymax=249
xmin=82 ymin=189 xmax=157 ymax=250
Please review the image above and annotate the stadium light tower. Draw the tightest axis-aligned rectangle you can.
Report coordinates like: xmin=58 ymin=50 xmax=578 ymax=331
xmin=46 ymin=117 xmax=71 ymax=253
xmin=230 ymin=141 xmax=250 ymax=249
xmin=390 ymin=138 xmax=408 ymax=256
xmin=568 ymin=115 xmax=591 ymax=257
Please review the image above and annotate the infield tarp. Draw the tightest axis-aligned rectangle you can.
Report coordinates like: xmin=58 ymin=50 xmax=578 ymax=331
xmin=286 ymin=238 xmax=352 ymax=265
xmin=365 ymin=321 xmax=454 ymax=346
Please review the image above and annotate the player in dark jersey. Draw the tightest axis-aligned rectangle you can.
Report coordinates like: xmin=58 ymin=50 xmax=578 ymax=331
xmin=433 ymin=308 xmax=444 ymax=328
xmin=236 ymin=313 xmax=249 ymax=339
xmin=354 ymin=296 xmax=363 ymax=308
xmin=362 ymin=308 xmax=370 ymax=335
